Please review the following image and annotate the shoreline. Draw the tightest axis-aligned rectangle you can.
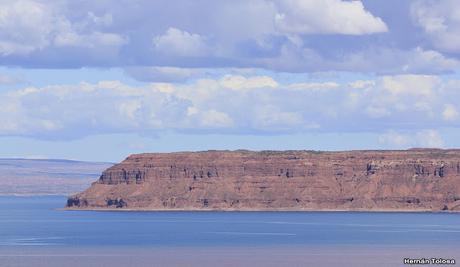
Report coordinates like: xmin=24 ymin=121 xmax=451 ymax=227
xmin=61 ymin=207 xmax=459 ymax=213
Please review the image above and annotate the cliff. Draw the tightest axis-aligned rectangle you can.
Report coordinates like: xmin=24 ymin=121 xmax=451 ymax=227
xmin=66 ymin=149 xmax=460 ymax=211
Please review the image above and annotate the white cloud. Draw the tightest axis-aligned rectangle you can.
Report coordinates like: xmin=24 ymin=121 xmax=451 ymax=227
xmin=87 ymin=12 xmax=113 ymax=27
xmin=381 ymin=75 xmax=440 ymax=96
xmin=123 ymin=67 xmax=262 ymax=83
xmin=348 ymin=80 xmax=375 ymax=89
xmin=54 ymin=31 xmax=127 ymax=48
xmin=274 ymin=0 xmax=388 ymax=35
xmin=443 ymin=104 xmax=459 ymax=121
xmin=260 ymin=43 xmax=459 ymax=75
xmin=378 ymin=131 xmax=411 ymax=147
xmin=338 ymin=47 xmax=459 ymax=74
xmin=379 ymin=129 xmax=444 ymax=148
xmin=119 ymin=100 xmax=141 ymax=121
xmin=1 ymin=74 xmax=460 ymax=139
xmin=366 ymin=106 xmax=391 ymax=118
xmin=0 ymin=0 xmax=457 ymax=76
xmin=153 ymin=27 xmax=208 ymax=56
xmin=416 ymin=129 xmax=444 ymax=148
xmin=0 ymin=101 xmax=22 ymax=133
xmin=0 ymin=0 xmax=55 ymax=55
xmin=186 ymin=106 xmax=199 ymax=116
xmin=407 ymin=47 xmax=459 ymax=72
xmin=219 ymin=75 xmax=278 ymax=90
xmin=52 ymin=11 xmax=127 ymax=48
xmin=200 ymin=110 xmax=234 ymax=128
xmin=0 ymin=0 xmax=126 ymax=55
xmin=288 ymin=82 xmax=339 ymax=90
xmin=411 ymin=0 xmax=460 ymax=53
xmin=361 ymin=75 xmax=442 ymax=119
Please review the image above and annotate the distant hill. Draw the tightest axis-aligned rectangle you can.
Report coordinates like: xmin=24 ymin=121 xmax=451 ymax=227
xmin=0 ymin=158 xmax=112 ymax=196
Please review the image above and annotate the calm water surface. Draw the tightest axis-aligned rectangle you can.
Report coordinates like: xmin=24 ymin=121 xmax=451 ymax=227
xmin=1 ymin=196 xmax=459 ymax=266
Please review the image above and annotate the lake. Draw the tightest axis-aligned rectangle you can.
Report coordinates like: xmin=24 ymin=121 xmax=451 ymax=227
xmin=1 ymin=196 xmax=459 ymax=267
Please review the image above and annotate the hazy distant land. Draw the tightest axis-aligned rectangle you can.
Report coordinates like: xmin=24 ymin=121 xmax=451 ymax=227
xmin=0 ymin=159 xmax=112 ymax=195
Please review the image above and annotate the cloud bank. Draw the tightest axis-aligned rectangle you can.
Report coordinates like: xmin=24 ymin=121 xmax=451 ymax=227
xmin=1 ymin=74 xmax=458 ymax=141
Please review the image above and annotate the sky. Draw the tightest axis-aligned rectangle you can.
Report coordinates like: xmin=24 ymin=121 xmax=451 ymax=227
xmin=1 ymin=0 xmax=460 ymax=162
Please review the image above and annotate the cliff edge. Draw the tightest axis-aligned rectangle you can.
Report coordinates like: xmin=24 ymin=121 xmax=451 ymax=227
xmin=66 ymin=149 xmax=460 ymax=211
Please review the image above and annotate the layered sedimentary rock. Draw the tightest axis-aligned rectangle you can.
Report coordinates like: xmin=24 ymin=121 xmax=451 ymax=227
xmin=67 ymin=149 xmax=460 ymax=211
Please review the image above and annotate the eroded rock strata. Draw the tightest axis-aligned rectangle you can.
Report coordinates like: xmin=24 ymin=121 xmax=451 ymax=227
xmin=67 ymin=149 xmax=460 ymax=211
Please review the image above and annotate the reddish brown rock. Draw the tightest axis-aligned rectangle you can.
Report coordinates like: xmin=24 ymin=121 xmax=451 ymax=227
xmin=66 ymin=149 xmax=460 ymax=211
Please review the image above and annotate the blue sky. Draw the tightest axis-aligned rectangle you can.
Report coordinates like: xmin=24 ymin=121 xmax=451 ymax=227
xmin=1 ymin=0 xmax=460 ymax=162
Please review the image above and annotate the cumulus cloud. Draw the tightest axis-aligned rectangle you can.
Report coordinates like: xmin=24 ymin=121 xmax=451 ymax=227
xmin=378 ymin=131 xmax=412 ymax=147
xmin=199 ymin=109 xmax=234 ymax=128
xmin=379 ymin=130 xmax=444 ymax=148
xmin=0 ymin=0 xmax=126 ymax=55
xmin=153 ymin=28 xmax=208 ymax=57
xmin=274 ymin=0 xmax=388 ymax=35
xmin=442 ymin=104 xmax=459 ymax=121
xmin=416 ymin=129 xmax=445 ymax=147
xmin=219 ymin=75 xmax=278 ymax=90
xmin=381 ymin=74 xmax=440 ymax=96
xmin=411 ymin=0 xmax=460 ymax=53
xmin=0 ymin=0 xmax=58 ymax=55
xmin=0 ymin=0 xmax=456 ymax=76
xmin=1 ymin=74 xmax=460 ymax=139
xmin=361 ymin=75 xmax=442 ymax=119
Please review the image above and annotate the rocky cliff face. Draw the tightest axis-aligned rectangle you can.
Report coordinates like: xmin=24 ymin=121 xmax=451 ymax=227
xmin=67 ymin=149 xmax=460 ymax=211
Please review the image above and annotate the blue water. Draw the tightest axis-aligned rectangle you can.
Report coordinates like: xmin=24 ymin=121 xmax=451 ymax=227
xmin=1 ymin=196 xmax=460 ymax=248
